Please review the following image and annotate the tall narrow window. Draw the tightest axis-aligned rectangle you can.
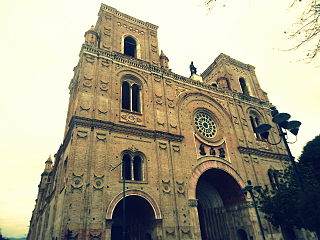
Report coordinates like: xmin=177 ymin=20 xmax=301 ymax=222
xmin=121 ymin=81 xmax=141 ymax=113
xmin=268 ymin=169 xmax=280 ymax=190
xmin=239 ymin=77 xmax=249 ymax=95
xmin=132 ymin=84 xmax=140 ymax=112
xmin=122 ymin=152 xmax=144 ymax=181
xmin=133 ymin=155 xmax=143 ymax=181
xmin=122 ymin=81 xmax=131 ymax=110
xmin=122 ymin=154 xmax=132 ymax=180
xmin=249 ymin=113 xmax=262 ymax=140
xmin=124 ymin=36 xmax=136 ymax=57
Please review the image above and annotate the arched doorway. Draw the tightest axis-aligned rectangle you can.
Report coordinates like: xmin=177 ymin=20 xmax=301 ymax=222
xmin=237 ymin=229 xmax=249 ymax=240
xmin=196 ymin=168 xmax=250 ymax=240
xmin=111 ymin=195 xmax=155 ymax=240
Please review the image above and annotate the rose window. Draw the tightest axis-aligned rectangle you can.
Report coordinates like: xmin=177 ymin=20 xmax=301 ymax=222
xmin=194 ymin=112 xmax=217 ymax=138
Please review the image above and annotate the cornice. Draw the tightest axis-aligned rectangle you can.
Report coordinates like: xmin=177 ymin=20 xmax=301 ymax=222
xmin=201 ymin=53 xmax=255 ymax=79
xmin=238 ymin=146 xmax=290 ymax=161
xmin=56 ymin=116 xmax=184 ymax=159
xmin=99 ymin=4 xmax=158 ymax=30
xmin=80 ymin=45 xmax=270 ymax=108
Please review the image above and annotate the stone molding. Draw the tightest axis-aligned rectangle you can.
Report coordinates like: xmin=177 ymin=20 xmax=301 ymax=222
xmin=79 ymin=45 xmax=270 ymax=108
xmin=238 ymin=146 xmax=290 ymax=161
xmin=105 ymin=189 xmax=162 ymax=220
xmin=99 ymin=4 xmax=158 ymax=30
xmin=55 ymin=116 xmax=183 ymax=159
xmin=188 ymin=160 xmax=246 ymax=200
xmin=201 ymin=53 xmax=255 ymax=78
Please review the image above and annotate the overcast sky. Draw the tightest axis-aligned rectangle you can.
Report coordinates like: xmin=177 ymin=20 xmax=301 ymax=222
xmin=0 ymin=0 xmax=319 ymax=238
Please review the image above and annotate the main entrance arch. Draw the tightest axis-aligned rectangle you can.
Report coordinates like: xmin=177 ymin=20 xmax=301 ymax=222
xmin=189 ymin=160 xmax=252 ymax=240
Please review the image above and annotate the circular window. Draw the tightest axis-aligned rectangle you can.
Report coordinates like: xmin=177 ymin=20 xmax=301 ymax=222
xmin=194 ymin=112 xmax=217 ymax=138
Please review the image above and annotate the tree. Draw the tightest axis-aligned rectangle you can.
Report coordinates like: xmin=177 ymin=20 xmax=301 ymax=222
xmin=299 ymin=134 xmax=320 ymax=178
xmin=203 ymin=0 xmax=320 ymax=60
xmin=259 ymin=135 xmax=320 ymax=238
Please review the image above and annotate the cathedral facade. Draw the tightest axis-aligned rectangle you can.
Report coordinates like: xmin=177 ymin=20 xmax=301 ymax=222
xmin=28 ymin=4 xmax=302 ymax=240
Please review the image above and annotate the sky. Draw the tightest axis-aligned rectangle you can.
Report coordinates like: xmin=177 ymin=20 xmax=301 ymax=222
xmin=0 ymin=0 xmax=319 ymax=238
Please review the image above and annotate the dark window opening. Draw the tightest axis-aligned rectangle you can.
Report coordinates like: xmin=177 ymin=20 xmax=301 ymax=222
xmin=211 ymin=83 xmax=217 ymax=88
xmin=122 ymin=81 xmax=131 ymax=110
xmin=133 ymin=155 xmax=143 ymax=181
xmin=132 ymin=84 xmax=140 ymax=112
xmin=268 ymin=169 xmax=279 ymax=190
xmin=250 ymin=115 xmax=262 ymax=140
xmin=122 ymin=154 xmax=132 ymax=180
xmin=239 ymin=77 xmax=249 ymax=95
xmin=121 ymin=81 xmax=141 ymax=113
xmin=124 ymin=36 xmax=136 ymax=57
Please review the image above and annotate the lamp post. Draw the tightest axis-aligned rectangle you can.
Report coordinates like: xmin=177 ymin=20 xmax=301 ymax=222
xmin=110 ymin=161 xmax=126 ymax=240
xmin=242 ymin=180 xmax=266 ymax=240
xmin=255 ymin=106 xmax=303 ymax=188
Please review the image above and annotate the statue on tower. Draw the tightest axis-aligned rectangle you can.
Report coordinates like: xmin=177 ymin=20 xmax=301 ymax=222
xmin=189 ymin=61 xmax=197 ymax=76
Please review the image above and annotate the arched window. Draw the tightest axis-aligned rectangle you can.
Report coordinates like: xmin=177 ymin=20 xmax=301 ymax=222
xmin=239 ymin=77 xmax=250 ymax=95
xmin=249 ymin=111 xmax=262 ymax=140
xmin=122 ymin=154 xmax=132 ymax=180
xmin=124 ymin=36 xmax=136 ymax=57
xmin=122 ymin=152 xmax=144 ymax=181
xmin=121 ymin=81 xmax=141 ymax=112
xmin=133 ymin=155 xmax=143 ymax=181
xmin=132 ymin=84 xmax=140 ymax=112
xmin=217 ymin=77 xmax=230 ymax=89
xmin=121 ymin=81 xmax=131 ymax=110
xmin=268 ymin=169 xmax=280 ymax=190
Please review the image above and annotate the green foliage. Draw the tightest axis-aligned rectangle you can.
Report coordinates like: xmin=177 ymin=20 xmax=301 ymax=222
xmin=259 ymin=135 xmax=320 ymax=234
xmin=299 ymin=135 xmax=320 ymax=179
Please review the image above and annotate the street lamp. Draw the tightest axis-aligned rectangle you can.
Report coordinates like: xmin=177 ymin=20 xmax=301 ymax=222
xmin=242 ymin=180 xmax=266 ymax=240
xmin=255 ymin=106 xmax=303 ymax=188
xmin=110 ymin=161 xmax=127 ymax=240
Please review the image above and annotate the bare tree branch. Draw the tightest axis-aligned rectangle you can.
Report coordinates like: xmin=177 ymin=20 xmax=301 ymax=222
xmin=203 ymin=0 xmax=320 ymax=61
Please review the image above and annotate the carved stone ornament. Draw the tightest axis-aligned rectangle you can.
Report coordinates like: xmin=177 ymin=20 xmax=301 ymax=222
xmin=176 ymin=181 xmax=185 ymax=195
xmin=120 ymin=112 xmax=143 ymax=125
xmin=117 ymin=22 xmax=144 ymax=35
xmin=102 ymin=42 xmax=110 ymax=50
xmin=155 ymin=94 xmax=163 ymax=105
xmin=71 ymin=173 xmax=83 ymax=190
xmin=172 ymin=145 xmax=180 ymax=152
xmin=96 ymin=132 xmax=107 ymax=142
xmin=84 ymin=75 xmax=93 ymax=80
xmin=181 ymin=226 xmax=191 ymax=237
xmin=93 ymin=175 xmax=104 ymax=189
xmin=165 ymin=227 xmax=175 ymax=236
xmin=89 ymin=232 xmax=101 ymax=240
xmin=105 ymin=13 xmax=112 ymax=20
xmin=128 ymin=145 xmax=139 ymax=152
xmin=167 ymin=98 xmax=175 ymax=108
xmin=158 ymin=142 xmax=167 ymax=150
xmin=162 ymin=179 xmax=171 ymax=194
xmin=150 ymin=30 xmax=157 ymax=37
xmin=175 ymin=86 xmax=188 ymax=96
xmin=153 ymin=75 xmax=161 ymax=82
xmin=83 ymin=80 xmax=92 ymax=88
xmin=77 ymin=130 xmax=88 ymax=139
xmin=101 ymin=59 xmax=111 ymax=68
xmin=100 ymin=82 xmax=108 ymax=92
xmin=103 ymin=27 xmax=111 ymax=37
xmin=188 ymin=199 xmax=198 ymax=207
xmin=85 ymin=55 xmax=95 ymax=64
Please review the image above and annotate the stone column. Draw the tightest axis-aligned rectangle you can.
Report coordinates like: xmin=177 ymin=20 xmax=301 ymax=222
xmin=153 ymin=219 xmax=163 ymax=240
xmin=105 ymin=219 xmax=113 ymax=240
xmin=188 ymin=199 xmax=202 ymax=240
